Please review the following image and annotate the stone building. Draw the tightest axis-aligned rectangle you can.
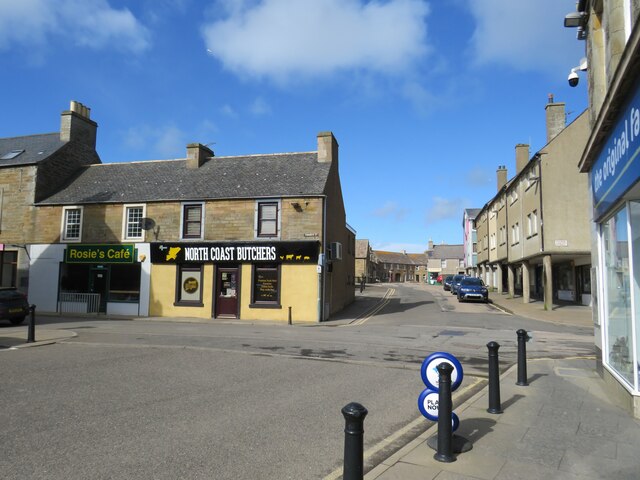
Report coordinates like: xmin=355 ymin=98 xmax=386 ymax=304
xmin=8 ymin=102 xmax=354 ymax=322
xmin=0 ymin=101 xmax=100 ymax=293
xmin=475 ymin=98 xmax=591 ymax=308
xmin=572 ymin=0 xmax=640 ymax=416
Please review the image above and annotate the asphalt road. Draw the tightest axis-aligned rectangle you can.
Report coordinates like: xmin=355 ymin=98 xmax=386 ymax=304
xmin=0 ymin=283 xmax=595 ymax=479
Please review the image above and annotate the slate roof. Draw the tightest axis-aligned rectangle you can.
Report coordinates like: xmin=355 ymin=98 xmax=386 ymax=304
xmin=373 ymin=250 xmax=416 ymax=265
xmin=38 ymin=152 xmax=331 ymax=205
xmin=0 ymin=133 xmax=65 ymax=167
xmin=427 ymin=244 xmax=464 ymax=260
xmin=464 ymin=208 xmax=481 ymax=218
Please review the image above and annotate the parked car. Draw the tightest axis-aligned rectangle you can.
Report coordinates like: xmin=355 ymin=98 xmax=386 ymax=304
xmin=457 ymin=277 xmax=489 ymax=303
xmin=436 ymin=274 xmax=443 ymax=284
xmin=0 ymin=287 xmax=30 ymax=325
xmin=450 ymin=274 xmax=466 ymax=295
xmin=443 ymin=275 xmax=454 ymax=291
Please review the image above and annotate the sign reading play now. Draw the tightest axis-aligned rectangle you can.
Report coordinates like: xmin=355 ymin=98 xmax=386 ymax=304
xmin=418 ymin=352 xmax=463 ymax=432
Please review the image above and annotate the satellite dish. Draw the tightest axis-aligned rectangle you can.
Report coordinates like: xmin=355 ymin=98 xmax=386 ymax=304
xmin=139 ymin=217 xmax=156 ymax=231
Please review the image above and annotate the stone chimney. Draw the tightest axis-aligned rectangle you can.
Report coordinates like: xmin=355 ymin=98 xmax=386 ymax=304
xmin=60 ymin=100 xmax=97 ymax=149
xmin=515 ymin=144 xmax=529 ymax=175
xmin=545 ymin=95 xmax=566 ymax=143
xmin=428 ymin=239 xmax=434 ymax=250
xmin=186 ymin=143 xmax=214 ymax=169
xmin=317 ymin=131 xmax=338 ymax=164
xmin=497 ymin=165 xmax=508 ymax=191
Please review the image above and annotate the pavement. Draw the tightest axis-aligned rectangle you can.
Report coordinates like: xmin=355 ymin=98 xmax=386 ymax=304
xmin=364 ymin=284 xmax=640 ymax=479
xmin=2 ymin=284 xmax=640 ymax=479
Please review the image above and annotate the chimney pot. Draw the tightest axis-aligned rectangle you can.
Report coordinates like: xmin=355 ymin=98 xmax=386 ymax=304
xmin=60 ymin=100 xmax=97 ymax=148
xmin=497 ymin=165 xmax=508 ymax=191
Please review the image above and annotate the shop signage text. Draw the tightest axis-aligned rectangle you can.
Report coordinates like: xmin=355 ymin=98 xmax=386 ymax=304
xmin=592 ymin=80 xmax=640 ymax=219
xmin=65 ymin=244 xmax=136 ymax=264
xmin=150 ymin=241 xmax=319 ymax=264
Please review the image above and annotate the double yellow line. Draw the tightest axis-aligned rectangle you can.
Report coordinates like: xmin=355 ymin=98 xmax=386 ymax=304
xmin=346 ymin=288 xmax=395 ymax=326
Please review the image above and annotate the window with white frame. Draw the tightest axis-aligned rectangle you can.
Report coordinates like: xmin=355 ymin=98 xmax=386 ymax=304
xmin=62 ymin=206 xmax=83 ymax=242
xmin=123 ymin=204 xmax=145 ymax=240
xmin=527 ymin=210 xmax=538 ymax=237
xmin=256 ymin=200 xmax=279 ymax=238
xmin=182 ymin=203 xmax=204 ymax=239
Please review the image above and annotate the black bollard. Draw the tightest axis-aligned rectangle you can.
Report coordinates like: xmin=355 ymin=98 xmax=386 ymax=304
xmin=487 ymin=341 xmax=502 ymax=414
xmin=434 ymin=362 xmax=456 ymax=463
xmin=27 ymin=304 xmax=36 ymax=343
xmin=516 ymin=329 xmax=529 ymax=386
xmin=342 ymin=402 xmax=368 ymax=480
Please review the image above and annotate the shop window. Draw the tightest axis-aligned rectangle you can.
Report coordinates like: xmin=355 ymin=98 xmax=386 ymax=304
xmin=59 ymin=263 xmax=140 ymax=303
xmin=0 ymin=251 xmax=18 ymax=287
xmin=175 ymin=264 xmax=203 ymax=306
xmin=123 ymin=204 xmax=145 ymax=241
xmin=250 ymin=264 xmax=280 ymax=307
xmin=62 ymin=206 xmax=83 ymax=242
xmin=256 ymin=201 xmax=279 ymax=238
xmin=109 ymin=264 xmax=141 ymax=302
xmin=602 ymin=206 xmax=634 ymax=386
xmin=182 ymin=203 xmax=204 ymax=239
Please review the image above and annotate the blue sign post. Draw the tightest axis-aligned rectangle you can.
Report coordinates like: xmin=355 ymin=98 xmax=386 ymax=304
xmin=418 ymin=352 xmax=463 ymax=430
xmin=418 ymin=352 xmax=472 ymax=454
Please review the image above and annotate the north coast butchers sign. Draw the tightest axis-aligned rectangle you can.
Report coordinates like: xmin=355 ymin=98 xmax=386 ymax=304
xmin=150 ymin=241 xmax=319 ymax=264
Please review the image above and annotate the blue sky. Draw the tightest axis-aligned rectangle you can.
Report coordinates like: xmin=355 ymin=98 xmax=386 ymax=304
xmin=1 ymin=0 xmax=588 ymax=252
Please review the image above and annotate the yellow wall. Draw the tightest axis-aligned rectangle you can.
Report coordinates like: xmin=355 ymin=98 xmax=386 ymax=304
xmin=150 ymin=263 xmax=319 ymax=323
xmin=149 ymin=263 xmax=214 ymax=318
xmin=240 ymin=264 xmax=319 ymax=323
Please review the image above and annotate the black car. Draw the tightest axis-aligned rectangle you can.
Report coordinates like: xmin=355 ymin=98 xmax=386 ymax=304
xmin=443 ymin=275 xmax=454 ymax=291
xmin=450 ymin=275 xmax=466 ymax=295
xmin=457 ymin=277 xmax=489 ymax=303
xmin=0 ymin=287 xmax=30 ymax=325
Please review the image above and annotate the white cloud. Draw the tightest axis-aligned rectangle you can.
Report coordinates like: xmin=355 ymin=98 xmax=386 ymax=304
xmin=0 ymin=0 xmax=150 ymax=53
xmin=250 ymin=97 xmax=271 ymax=116
xmin=465 ymin=166 xmax=492 ymax=187
xmin=220 ymin=104 xmax=239 ymax=118
xmin=123 ymin=124 xmax=186 ymax=158
xmin=202 ymin=0 xmax=430 ymax=83
xmin=467 ymin=0 xmax=582 ymax=74
xmin=373 ymin=201 xmax=409 ymax=222
xmin=425 ymin=196 xmax=465 ymax=222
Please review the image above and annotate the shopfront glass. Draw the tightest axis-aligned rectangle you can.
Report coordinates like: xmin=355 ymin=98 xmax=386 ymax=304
xmin=632 ymin=201 xmax=640 ymax=388
xmin=602 ymin=206 xmax=634 ymax=386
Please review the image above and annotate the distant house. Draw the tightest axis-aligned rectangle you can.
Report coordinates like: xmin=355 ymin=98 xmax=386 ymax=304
xmin=355 ymin=239 xmax=377 ymax=282
xmin=424 ymin=240 xmax=465 ymax=282
xmin=372 ymin=250 xmax=416 ymax=283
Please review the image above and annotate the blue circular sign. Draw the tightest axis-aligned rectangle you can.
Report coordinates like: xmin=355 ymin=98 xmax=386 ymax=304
xmin=417 ymin=388 xmax=460 ymax=432
xmin=417 ymin=388 xmax=439 ymax=421
xmin=420 ymin=352 xmax=464 ymax=392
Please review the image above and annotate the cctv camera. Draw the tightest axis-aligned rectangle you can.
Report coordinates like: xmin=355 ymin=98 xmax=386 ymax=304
xmin=568 ymin=70 xmax=579 ymax=87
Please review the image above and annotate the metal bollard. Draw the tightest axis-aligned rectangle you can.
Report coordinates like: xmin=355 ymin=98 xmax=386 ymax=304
xmin=434 ymin=362 xmax=456 ymax=463
xmin=487 ymin=341 xmax=502 ymax=414
xmin=516 ymin=329 xmax=529 ymax=386
xmin=27 ymin=304 xmax=36 ymax=343
xmin=342 ymin=402 xmax=368 ymax=480
xmin=288 ymin=306 xmax=292 ymax=325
